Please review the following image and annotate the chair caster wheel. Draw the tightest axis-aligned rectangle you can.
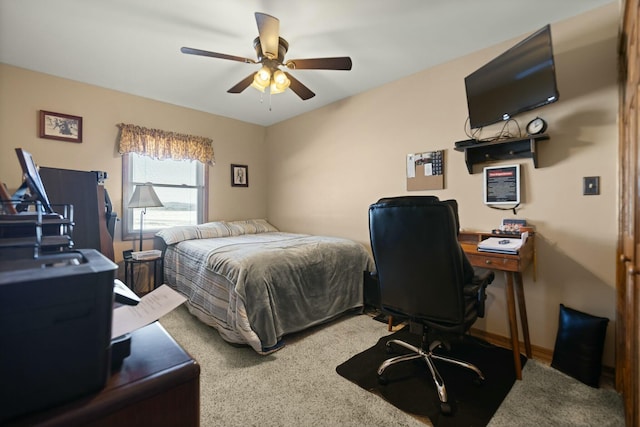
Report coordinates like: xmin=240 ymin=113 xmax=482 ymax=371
xmin=440 ymin=402 xmax=452 ymax=415
xmin=378 ymin=375 xmax=388 ymax=385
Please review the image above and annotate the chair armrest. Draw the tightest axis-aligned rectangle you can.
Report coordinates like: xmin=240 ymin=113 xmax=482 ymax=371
xmin=463 ymin=283 xmax=480 ymax=297
xmin=472 ymin=268 xmax=494 ymax=286
xmin=468 ymin=269 xmax=494 ymax=318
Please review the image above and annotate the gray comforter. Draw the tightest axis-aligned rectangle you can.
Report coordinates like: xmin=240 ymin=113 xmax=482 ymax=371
xmin=164 ymin=232 xmax=374 ymax=353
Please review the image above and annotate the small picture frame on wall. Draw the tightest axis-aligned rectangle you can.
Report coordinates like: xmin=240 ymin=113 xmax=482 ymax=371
xmin=231 ymin=164 xmax=248 ymax=187
xmin=39 ymin=110 xmax=83 ymax=143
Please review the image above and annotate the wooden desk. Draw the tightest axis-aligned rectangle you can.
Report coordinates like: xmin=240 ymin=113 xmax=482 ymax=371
xmin=459 ymin=232 xmax=535 ymax=380
xmin=9 ymin=322 xmax=200 ymax=427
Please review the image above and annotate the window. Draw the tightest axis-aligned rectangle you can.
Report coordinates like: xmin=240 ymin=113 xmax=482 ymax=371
xmin=122 ymin=153 xmax=208 ymax=241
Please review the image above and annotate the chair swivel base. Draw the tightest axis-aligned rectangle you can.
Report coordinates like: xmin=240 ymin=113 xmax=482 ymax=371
xmin=377 ymin=338 xmax=484 ymax=415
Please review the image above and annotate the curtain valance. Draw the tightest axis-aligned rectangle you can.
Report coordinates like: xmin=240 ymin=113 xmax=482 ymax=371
xmin=117 ymin=123 xmax=215 ymax=165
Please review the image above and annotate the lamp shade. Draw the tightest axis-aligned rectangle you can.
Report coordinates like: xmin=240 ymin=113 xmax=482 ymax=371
xmin=251 ymin=66 xmax=271 ymax=92
xmin=128 ymin=183 xmax=163 ymax=209
xmin=270 ymin=70 xmax=290 ymax=94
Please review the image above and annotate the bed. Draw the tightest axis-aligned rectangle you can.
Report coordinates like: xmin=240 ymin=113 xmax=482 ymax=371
xmin=157 ymin=219 xmax=374 ymax=354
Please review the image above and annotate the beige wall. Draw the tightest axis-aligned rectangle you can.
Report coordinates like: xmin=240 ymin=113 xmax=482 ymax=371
xmin=0 ymin=2 xmax=620 ymax=367
xmin=265 ymin=3 xmax=619 ymax=366
xmin=0 ymin=64 xmax=267 ymax=261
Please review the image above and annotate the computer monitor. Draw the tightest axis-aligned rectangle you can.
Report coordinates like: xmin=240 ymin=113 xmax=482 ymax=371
xmin=15 ymin=148 xmax=53 ymax=213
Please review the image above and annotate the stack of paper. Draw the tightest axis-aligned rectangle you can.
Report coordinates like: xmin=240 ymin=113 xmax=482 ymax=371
xmin=111 ymin=285 xmax=186 ymax=339
xmin=132 ymin=249 xmax=162 ymax=260
xmin=478 ymin=232 xmax=528 ymax=254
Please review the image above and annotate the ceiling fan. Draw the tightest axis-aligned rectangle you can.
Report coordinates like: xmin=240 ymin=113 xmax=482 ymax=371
xmin=180 ymin=12 xmax=352 ymax=100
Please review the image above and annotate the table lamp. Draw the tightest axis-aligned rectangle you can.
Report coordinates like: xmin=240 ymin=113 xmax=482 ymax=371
xmin=128 ymin=183 xmax=163 ymax=251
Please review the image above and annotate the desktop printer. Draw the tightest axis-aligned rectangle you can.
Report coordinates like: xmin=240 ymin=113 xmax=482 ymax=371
xmin=0 ymin=249 xmax=117 ymax=423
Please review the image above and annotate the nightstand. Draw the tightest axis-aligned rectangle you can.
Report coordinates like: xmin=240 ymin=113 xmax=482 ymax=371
xmin=124 ymin=257 xmax=162 ymax=293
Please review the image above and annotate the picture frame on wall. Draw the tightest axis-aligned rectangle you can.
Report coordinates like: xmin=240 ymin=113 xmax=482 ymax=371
xmin=483 ymin=164 xmax=521 ymax=205
xmin=39 ymin=110 xmax=83 ymax=143
xmin=231 ymin=164 xmax=248 ymax=187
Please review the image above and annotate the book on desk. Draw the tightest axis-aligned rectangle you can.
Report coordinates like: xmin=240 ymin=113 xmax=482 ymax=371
xmin=478 ymin=232 xmax=529 ymax=254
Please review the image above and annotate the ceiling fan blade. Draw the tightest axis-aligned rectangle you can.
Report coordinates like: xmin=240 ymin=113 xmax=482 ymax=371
xmin=284 ymin=72 xmax=315 ymax=100
xmin=255 ymin=12 xmax=280 ymax=60
xmin=285 ymin=57 xmax=352 ymax=71
xmin=227 ymin=73 xmax=256 ymax=94
xmin=181 ymin=47 xmax=256 ymax=64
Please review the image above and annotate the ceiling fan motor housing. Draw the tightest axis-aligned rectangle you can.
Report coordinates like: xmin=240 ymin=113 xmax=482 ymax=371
xmin=253 ymin=36 xmax=289 ymax=64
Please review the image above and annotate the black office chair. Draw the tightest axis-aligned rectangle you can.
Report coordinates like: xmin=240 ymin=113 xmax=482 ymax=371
xmin=368 ymin=196 xmax=494 ymax=414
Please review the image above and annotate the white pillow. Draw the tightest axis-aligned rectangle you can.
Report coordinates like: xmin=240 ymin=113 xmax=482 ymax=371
xmin=227 ymin=219 xmax=279 ymax=235
xmin=156 ymin=221 xmax=233 ymax=244
xmin=196 ymin=222 xmax=235 ymax=238
xmin=155 ymin=225 xmax=200 ymax=245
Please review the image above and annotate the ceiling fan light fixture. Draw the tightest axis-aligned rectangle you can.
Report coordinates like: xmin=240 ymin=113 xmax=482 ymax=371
xmin=251 ymin=66 xmax=271 ymax=92
xmin=270 ymin=69 xmax=290 ymax=94
xmin=273 ymin=69 xmax=288 ymax=85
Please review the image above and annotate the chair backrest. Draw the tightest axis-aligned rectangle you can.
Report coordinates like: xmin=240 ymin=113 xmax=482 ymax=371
xmin=368 ymin=196 xmax=468 ymax=326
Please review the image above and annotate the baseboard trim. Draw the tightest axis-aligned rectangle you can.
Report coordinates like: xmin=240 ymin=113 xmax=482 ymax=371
xmin=469 ymin=327 xmax=615 ymax=388
xmin=469 ymin=328 xmax=553 ymax=362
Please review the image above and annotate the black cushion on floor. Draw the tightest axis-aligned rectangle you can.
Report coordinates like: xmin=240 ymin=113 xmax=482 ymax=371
xmin=551 ymin=304 xmax=609 ymax=388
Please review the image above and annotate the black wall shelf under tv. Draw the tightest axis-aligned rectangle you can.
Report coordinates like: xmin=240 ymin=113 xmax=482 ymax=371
xmin=454 ymin=134 xmax=550 ymax=174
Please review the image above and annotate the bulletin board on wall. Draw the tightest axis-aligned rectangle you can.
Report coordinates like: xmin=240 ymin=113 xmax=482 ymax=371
xmin=406 ymin=150 xmax=444 ymax=191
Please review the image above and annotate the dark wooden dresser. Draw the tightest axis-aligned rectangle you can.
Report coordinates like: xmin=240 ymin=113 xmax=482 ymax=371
xmin=8 ymin=322 xmax=200 ymax=427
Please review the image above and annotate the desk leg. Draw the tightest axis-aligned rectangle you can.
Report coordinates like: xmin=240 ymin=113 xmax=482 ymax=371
xmin=153 ymin=259 xmax=160 ymax=289
xmin=127 ymin=263 xmax=136 ymax=293
xmin=515 ymin=272 xmax=532 ymax=358
xmin=157 ymin=258 xmax=163 ymax=288
xmin=125 ymin=263 xmax=132 ymax=290
xmin=504 ymin=272 xmax=522 ymax=380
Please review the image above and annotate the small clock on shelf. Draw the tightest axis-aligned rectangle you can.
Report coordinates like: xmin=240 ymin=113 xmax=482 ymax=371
xmin=526 ymin=117 xmax=547 ymax=135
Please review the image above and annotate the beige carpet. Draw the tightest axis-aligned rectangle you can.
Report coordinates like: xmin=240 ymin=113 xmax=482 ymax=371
xmin=160 ymin=305 xmax=425 ymax=426
xmin=159 ymin=305 xmax=624 ymax=427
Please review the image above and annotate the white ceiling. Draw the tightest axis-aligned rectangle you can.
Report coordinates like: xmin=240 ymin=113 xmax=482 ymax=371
xmin=0 ymin=0 xmax=613 ymax=127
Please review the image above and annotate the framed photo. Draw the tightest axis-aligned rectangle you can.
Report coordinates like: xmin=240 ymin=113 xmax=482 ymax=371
xmin=231 ymin=164 xmax=248 ymax=187
xmin=39 ymin=110 xmax=83 ymax=143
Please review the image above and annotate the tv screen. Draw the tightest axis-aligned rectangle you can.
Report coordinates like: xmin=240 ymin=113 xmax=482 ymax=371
xmin=465 ymin=24 xmax=559 ymax=130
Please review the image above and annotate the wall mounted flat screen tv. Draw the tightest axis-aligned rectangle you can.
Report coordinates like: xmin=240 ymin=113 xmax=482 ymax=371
xmin=465 ymin=24 xmax=559 ymax=130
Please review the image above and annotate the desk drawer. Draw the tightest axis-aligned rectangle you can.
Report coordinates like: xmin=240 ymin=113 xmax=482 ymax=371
xmin=466 ymin=253 xmax=520 ymax=272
